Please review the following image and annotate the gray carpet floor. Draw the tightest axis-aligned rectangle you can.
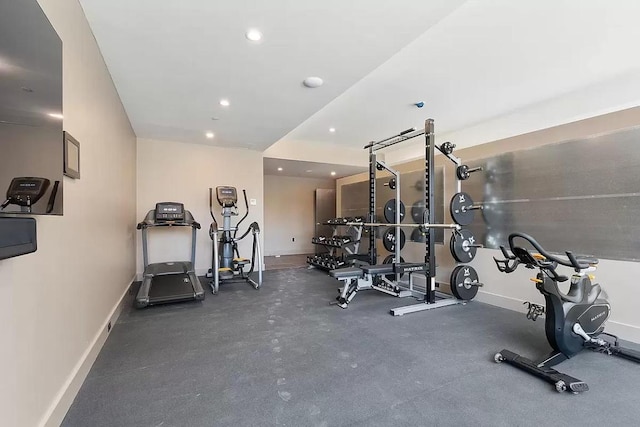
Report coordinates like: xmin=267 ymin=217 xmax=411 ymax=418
xmin=62 ymin=268 xmax=640 ymax=427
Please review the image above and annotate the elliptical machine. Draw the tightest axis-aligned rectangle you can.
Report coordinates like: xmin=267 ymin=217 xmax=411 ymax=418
xmin=207 ymin=186 xmax=263 ymax=294
xmin=493 ymin=232 xmax=640 ymax=393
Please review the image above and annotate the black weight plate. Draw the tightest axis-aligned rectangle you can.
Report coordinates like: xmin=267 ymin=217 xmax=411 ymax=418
xmin=411 ymin=228 xmax=427 ymax=243
xmin=383 ymin=255 xmax=406 ymax=280
xmin=450 ymin=229 xmax=478 ymax=263
xmin=382 ymin=228 xmax=406 ymax=252
xmin=410 ymin=201 xmax=429 ymax=224
xmin=449 ymin=192 xmax=475 ymax=226
xmin=382 ymin=255 xmax=405 ymax=264
xmin=384 ymin=199 xmax=406 ymax=223
xmin=450 ymin=265 xmax=479 ymax=300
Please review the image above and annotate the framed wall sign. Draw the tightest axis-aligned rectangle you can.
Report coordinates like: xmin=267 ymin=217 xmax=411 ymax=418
xmin=63 ymin=131 xmax=80 ymax=179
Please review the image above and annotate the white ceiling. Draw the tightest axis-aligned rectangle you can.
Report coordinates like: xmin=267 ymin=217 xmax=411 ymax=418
xmin=275 ymin=0 xmax=640 ymax=151
xmin=78 ymin=0 xmax=465 ymax=150
xmin=263 ymin=158 xmax=365 ymax=179
xmin=79 ymin=0 xmax=640 ymax=159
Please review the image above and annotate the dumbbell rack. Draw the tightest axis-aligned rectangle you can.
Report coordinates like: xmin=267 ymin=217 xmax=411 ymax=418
xmin=307 ymin=218 xmax=365 ymax=271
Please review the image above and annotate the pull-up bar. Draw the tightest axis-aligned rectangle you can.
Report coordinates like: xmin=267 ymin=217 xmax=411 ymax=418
xmin=363 ymin=127 xmax=425 ymax=151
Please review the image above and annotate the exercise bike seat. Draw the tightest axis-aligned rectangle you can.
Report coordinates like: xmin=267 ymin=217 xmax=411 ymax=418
xmin=574 ymin=255 xmax=599 ymax=266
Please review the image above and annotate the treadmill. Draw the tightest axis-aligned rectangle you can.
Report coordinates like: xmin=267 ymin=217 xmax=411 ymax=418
xmin=136 ymin=202 xmax=205 ymax=308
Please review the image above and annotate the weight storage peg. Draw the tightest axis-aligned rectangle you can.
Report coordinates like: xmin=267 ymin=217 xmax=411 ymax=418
xmin=450 ymin=265 xmax=482 ymax=300
xmin=450 ymin=192 xmax=483 ymax=226
xmin=450 ymin=228 xmax=482 ymax=262
xmin=384 ymin=178 xmax=397 ymax=190
xmin=382 ymin=227 xmax=406 ymax=252
xmin=456 ymin=164 xmax=483 ymax=181
xmin=440 ymin=141 xmax=456 ymax=155
xmin=383 ymin=199 xmax=405 ymax=224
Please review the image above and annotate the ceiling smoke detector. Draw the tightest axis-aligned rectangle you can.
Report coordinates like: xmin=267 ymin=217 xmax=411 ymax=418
xmin=303 ymin=77 xmax=323 ymax=88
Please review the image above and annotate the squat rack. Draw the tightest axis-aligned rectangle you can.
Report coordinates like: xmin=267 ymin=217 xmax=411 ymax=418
xmin=365 ymin=119 xmax=466 ymax=315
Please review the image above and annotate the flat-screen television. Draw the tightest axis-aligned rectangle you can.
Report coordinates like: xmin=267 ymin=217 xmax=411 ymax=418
xmin=0 ymin=0 xmax=63 ymax=215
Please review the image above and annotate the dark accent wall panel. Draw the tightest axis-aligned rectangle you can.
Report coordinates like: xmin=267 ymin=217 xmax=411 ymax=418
xmin=461 ymin=126 xmax=640 ymax=261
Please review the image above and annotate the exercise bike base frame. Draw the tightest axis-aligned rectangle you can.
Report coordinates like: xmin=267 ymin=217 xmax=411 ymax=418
xmin=495 ymin=349 xmax=589 ymax=393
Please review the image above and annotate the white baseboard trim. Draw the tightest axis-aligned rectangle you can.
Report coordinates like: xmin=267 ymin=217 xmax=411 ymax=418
xmin=475 ymin=290 xmax=640 ymax=344
xmin=40 ymin=274 xmax=136 ymax=427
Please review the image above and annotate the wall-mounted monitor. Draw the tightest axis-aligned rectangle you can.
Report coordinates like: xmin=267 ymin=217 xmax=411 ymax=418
xmin=0 ymin=0 xmax=64 ymax=215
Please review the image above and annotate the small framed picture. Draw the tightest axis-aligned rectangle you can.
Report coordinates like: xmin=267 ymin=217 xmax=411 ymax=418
xmin=63 ymin=131 xmax=80 ymax=179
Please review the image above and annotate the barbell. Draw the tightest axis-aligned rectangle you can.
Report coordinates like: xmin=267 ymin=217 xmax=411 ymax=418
xmin=345 ymin=221 xmax=461 ymax=232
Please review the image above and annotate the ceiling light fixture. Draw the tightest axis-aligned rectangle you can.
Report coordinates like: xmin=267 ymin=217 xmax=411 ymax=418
xmin=277 ymin=167 xmax=283 ymax=171
xmin=48 ymin=113 xmax=63 ymax=119
xmin=306 ymin=170 xmax=312 ymax=173
xmin=220 ymin=99 xmax=230 ymax=107
xmin=329 ymin=127 xmax=336 ymax=133
xmin=205 ymin=132 xmax=214 ymax=139
xmin=331 ymin=171 xmax=336 ymax=176
xmin=303 ymin=76 xmax=323 ymax=88
xmin=245 ymin=29 xmax=262 ymax=42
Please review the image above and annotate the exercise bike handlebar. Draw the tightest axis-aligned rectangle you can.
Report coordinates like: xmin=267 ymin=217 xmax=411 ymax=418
xmin=495 ymin=232 xmax=597 ymax=277
xmin=507 ymin=232 xmax=595 ymax=271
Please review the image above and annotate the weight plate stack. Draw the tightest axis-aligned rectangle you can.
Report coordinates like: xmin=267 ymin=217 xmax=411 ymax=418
xmin=383 ymin=199 xmax=405 ymax=223
xmin=382 ymin=228 xmax=406 ymax=252
xmin=450 ymin=229 xmax=479 ymax=263
xmin=450 ymin=265 xmax=480 ymax=301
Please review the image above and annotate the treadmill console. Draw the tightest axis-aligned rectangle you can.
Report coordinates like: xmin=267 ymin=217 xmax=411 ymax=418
xmin=155 ymin=202 xmax=185 ymax=222
xmin=1 ymin=177 xmax=50 ymax=210
xmin=216 ymin=186 xmax=237 ymax=207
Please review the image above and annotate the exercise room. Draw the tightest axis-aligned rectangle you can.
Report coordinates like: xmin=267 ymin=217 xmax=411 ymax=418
xmin=2 ymin=1 xmax=640 ymax=426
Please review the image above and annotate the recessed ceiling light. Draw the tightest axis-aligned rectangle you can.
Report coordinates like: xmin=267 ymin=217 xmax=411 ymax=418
xmin=205 ymin=132 xmax=214 ymax=139
xmin=220 ymin=99 xmax=230 ymax=107
xmin=303 ymin=77 xmax=323 ymax=88
xmin=329 ymin=127 xmax=336 ymax=133
xmin=246 ymin=29 xmax=262 ymax=42
xmin=306 ymin=170 xmax=312 ymax=173
xmin=277 ymin=167 xmax=283 ymax=171
xmin=331 ymin=171 xmax=336 ymax=176
xmin=48 ymin=113 xmax=63 ymax=119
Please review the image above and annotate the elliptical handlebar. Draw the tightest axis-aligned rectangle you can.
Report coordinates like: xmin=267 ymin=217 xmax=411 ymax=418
xmin=234 ymin=189 xmax=250 ymax=239
xmin=209 ymin=188 xmax=219 ymax=228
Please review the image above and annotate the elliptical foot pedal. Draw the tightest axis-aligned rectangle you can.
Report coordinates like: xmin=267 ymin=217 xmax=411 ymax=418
xmin=219 ymin=268 xmax=234 ymax=280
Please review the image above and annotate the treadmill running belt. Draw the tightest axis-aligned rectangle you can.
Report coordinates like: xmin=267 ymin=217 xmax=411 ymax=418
xmin=148 ymin=274 xmax=196 ymax=304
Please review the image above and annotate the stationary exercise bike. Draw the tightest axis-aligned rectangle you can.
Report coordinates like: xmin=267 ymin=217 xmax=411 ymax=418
xmin=207 ymin=186 xmax=263 ymax=294
xmin=493 ymin=232 xmax=640 ymax=393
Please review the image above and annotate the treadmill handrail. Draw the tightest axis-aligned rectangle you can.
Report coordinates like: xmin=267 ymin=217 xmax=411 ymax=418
xmin=137 ymin=209 xmax=201 ymax=229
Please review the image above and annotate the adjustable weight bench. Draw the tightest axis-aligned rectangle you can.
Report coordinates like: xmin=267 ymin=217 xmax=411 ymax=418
xmin=330 ymin=263 xmax=425 ymax=308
